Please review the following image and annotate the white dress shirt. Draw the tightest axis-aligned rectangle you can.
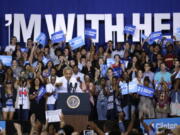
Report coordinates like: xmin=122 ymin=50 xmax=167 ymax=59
xmin=72 ymin=72 xmax=85 ymax=83
xmin=56 ymin=76 xmax=82 ymax=93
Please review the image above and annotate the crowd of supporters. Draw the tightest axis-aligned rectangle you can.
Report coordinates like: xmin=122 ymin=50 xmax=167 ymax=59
xmin=0 ymin=35 xmax=180 ymax=135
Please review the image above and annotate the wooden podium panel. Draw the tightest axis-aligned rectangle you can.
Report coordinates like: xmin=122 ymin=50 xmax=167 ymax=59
xmin=64 ymin=115 xmax=88 ymax=132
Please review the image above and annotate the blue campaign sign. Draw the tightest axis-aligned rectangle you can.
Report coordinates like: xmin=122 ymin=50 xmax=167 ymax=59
xmin=36 ymin=86 xmax=46 ymax=101
xmin=51 ymin=30 xmax=65 ymax=43
xmin=141 ymin=117 xmax=180 ymax=133
xmin=106 ymin=58 xmax=115 ymax=67
xmin=128 ymin=81 xmax=138 ymax=93
xmin=42 ymin=56 xmax=50 ymax=65
xmin=140 ymin=33 xmax=154 ymax=45
xmin=137 ymin=85 xmax=154 ymax=97
xmin=124 ymin=25 xmax=136 ymax=35
xmin=85 ymin=28 xmax=97 ymax=39
xmin=149 ymin=31 xmax=162 ymax=42
xmin=69 ymin=36 xmax=85 ymax=50
xmin=0 ymin=121 xmax=6 ymax=131
xmin=0 ymin=55 xmax=12 ymax=66
xmin=141 ymin=33 xmax=148 ymax=40
xmin=120 ymin=82 xmax=128 ymax=95
xmin=36 ymin=33 xmax=46 ymax=46
xmin=120 ymin=81 xmax=137 ymax=95
xmin=164 ymin=38 xmax=173 ymax=44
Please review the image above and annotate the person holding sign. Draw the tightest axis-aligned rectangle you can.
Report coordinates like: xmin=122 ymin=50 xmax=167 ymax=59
xmin=138 ymin=77 xmax=155 ymax=119
xmin=29 ymin=78 xmax=46 ymax=122
xmin=111 ymin=54 xmax=123 ymax=78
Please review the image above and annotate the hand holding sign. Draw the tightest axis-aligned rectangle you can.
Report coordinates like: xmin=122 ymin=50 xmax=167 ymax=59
xmin=149 ymin=31 xmax=162 ymax=43
xmin=36 ymin=32 xmax=47 ymax=46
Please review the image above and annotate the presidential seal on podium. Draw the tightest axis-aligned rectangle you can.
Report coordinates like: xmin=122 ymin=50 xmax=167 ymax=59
xmin=67 ymin=95 xmax=80 ymax=109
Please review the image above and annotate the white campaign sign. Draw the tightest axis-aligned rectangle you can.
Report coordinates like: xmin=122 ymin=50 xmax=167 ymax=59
xmin=45 ymin=109 xmax=62 ymax=123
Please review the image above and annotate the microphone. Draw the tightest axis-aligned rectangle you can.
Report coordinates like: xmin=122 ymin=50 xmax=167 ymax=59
xmin=74 ymin=83 xmax=77 ymax=89
xmin=74 ymin=83 xmax=77 ymax=93
xmin=70 ymin=82 xmax=73 ymax=88
xmin=69 ymin=82 xmax=73 ymax=93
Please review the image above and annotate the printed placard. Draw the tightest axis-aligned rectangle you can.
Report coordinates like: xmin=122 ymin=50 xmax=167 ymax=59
xmin=149 ymin=31 xmax=162 ymax=42
xmin=0 ymin=55 xmax=12 ymax=66
xmin=141 ymin=117 xmax=180 ymax=133
xmin=51 ymin=30 xmax=65 ymax=43
xmin=69 ymin=36 xmax=85 ymax=50
xmin=42 ymin=56 xmax=50 ymax=65
xmin=137 ymin=85 xmax=154 ymax=97
xmin=36 ymin=33 xmax=46 ymax=46
xmin=120 ymin=81 xmax=137 ymax=95
xmin=124 ymin=25 xmax=136 ymax=35
xmin=45 ymin=109 xmax=62 ymax=123
xmin=0 ymin=121 xmax=6 ymax=132
xmin=85 ymin=28 xmax=97 ymax=39
xmin=36 ymin=86 xmax=46 ymax=101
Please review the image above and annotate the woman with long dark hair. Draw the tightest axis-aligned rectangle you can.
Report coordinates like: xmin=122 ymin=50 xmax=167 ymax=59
xmin=29 ymin=77 xmax=46 ymax=122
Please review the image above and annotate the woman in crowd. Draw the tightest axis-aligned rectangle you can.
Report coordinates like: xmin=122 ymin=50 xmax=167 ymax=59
xmin=169 ymin=78 xmax=180 ymax=116
xmin=88 ymin=81 xmax=98 ymax=120
xmin=96 ymin=77 xmax=108 ymax=120
xmin=11 ymin=59 xmax=22 ymax=80
xmin=111 ymin=54 xmax=124 ymax=78
xmin=155 ymin=81 xmax=170 ymax=118
xmin=4 ymin=68 xmax=15 ymax=84
xmin=138 ymin=77 xmax=155 ymax=119
xmin=82 ymin=60 xmax=95 ymax=79
xmin=2 ymin=81 xmax=16 ymax=120
xmin=143 ymin=63 xmax=154 ymax=83
xmin=14 ymin=77 xmax=31 ymax=121
xmin=106 ymin=76 xmax=122 ymax=120
xmin=127 ymin=55 xmax=140 ymax=80
xmin=29 ymin=77 xmax=46 ymax=122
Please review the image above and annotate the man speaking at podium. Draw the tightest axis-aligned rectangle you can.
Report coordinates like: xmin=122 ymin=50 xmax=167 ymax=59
xmin=56 ymin=66 xmax=83 ymax=93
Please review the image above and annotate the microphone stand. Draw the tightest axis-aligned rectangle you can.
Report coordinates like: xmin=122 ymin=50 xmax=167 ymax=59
xmin=73 ymin=83 xmax=77 ymax=93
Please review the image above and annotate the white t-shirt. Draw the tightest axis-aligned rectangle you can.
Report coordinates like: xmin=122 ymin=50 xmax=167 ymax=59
xmin=56 ymin=76 xmax=82 ymax=93
xmin=15 ymin=86 xmax=30 ymax=109
xmin=5 ymin=45 xmax=16 ymax=53
xmin=46 ymin=83 xmax=57 ymax=105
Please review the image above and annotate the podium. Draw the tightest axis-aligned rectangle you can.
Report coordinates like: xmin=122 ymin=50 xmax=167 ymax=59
xmin=55 ymin=93 xmax=91 ymax=131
